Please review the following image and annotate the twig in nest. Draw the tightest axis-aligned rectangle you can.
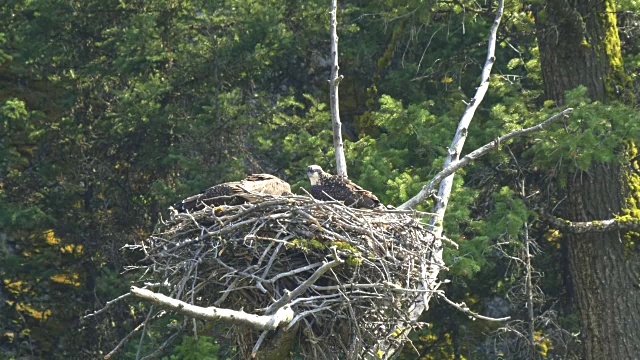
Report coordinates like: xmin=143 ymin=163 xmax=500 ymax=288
xmin=265 ymin=249 xmax=345 ymax=315
xmin=118 ymin=194 xmax=439 ymax=359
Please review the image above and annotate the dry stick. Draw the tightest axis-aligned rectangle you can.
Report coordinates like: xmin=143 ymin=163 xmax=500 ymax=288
xmin=264 ymin=253 xmax=345 ymax=315
xmin=399 ymin=107 xmax=573 ymax=210
xmin=521 ymin=178 xmax=535 ymax=347
xmin=83 ymin=292 xmax=131 ymax=319
xmin=135 ymin=305 xmax=154 ymax=360
xmin=251 ymin=330 xmax=270 ymax=358
xmin=329 ymin=0 xmax=348 ymax=177
xmin=261 ymin=242 xmax=284 ymax=279
xmin=103 ymin=321 xmax=145 ymax=359
xmin=213 ymin=277 xmax=241 ymax=306
xmin=286 ymin=306 xmax=333 ymax=331
xmin=266 ymin=262 xmax=324 ymax=284
xmin=290 ymin=293 xmax=343 ymax=305
xmin=130 ymin=286 xmax=294 ymax=331
xmin=191 ymin=264 xmax=199 ymax=341
xmin=437 ymin=292 xmax=510 ymax=322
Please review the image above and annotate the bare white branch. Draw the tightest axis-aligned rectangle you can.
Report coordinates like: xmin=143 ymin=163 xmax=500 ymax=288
xmin=329 ymin=0 xmax=348 ymax=177
xmin=265 ymin=253 xmax=344 ymax=314
xmin=542 ymin=212 xmax=638 ymax=233
xmin=437 ymin=292 xmax=511 ymax=322
xmin=372 ymin=0 xmax=506 ymax=358
xmin=129 ymin=286 xmax=294 ymax=331
xmin=431 ymin=2 xmax=504 ymax=231
xmin=399 ymin=108 xmax=573 ymax=210
xmin=399 ymin=0 xmax=505 ymax=225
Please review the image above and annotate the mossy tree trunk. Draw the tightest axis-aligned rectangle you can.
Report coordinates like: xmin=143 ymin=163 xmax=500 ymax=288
xmin=536 ymin=0 xmax=625 ymax=103
xmin=564 ymin=163 xmax=640 ymax=359
xmin=535 ymin=0 xmax=640 ymax=359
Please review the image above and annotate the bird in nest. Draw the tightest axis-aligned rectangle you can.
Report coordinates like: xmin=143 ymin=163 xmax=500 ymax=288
xmin=173 ymin=174 xmax=291 ymax=212
xmin=306 ymin=165 xmax=382 ymax=209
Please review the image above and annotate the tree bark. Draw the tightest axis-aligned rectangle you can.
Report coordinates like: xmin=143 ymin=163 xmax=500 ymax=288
xmin=535 ymin=0 xmax=640 ymax=358
xmin=536 ymin=0 xmax=624 ymax=103
xmin=564 ymin=164 xmax=640 ymax=359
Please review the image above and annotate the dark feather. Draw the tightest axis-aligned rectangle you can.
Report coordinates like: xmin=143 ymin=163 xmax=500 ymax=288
xmin=307 ymin=166 xmax=381 ymax=209
xmin=173 ymin=174 xmax=291 ymax=212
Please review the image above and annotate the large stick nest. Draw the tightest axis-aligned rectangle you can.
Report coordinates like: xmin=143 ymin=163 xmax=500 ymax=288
xmin=132 ymin=194 xmax=441 ymax=359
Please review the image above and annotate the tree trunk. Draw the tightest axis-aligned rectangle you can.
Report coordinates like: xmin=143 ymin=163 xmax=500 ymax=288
xmin=535 ymin=0 xmax=640 ymax=358
xmin=565 ymin=163 xmax=640 ymax=359
xmin=536 ymin=0 xmax=625 ymax=104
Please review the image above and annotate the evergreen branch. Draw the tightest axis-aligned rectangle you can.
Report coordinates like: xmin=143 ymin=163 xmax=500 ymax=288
xmin=129 ymin=286 xmax=294 ymax=331
xmin=399 ymin=108 xmax=573 ymax=210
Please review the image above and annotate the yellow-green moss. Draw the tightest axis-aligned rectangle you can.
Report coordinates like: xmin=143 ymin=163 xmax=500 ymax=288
xmin=599 ymin=0 xmax=633 ymax=101
xmin=289 ymin=238 xmax=314 ymax=252
xmin=619 ymin=141 xmax=640 ymax=253
xmin=345 ymin=255 xmax=363 ymax=266
xmin=328 ymin=240 xmax=359 ymax=253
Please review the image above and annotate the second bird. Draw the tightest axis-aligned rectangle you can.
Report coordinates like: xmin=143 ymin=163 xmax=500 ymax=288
xmin=306 ymin=165 xmax=381 ymax=209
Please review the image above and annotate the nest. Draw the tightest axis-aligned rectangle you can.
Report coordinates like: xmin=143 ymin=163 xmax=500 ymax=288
xmin=132 ymin=194 xmax=441 ymax=359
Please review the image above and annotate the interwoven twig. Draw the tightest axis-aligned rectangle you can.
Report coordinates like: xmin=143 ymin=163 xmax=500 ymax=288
xmin=127 ymin=194 xmax=441 ymax=359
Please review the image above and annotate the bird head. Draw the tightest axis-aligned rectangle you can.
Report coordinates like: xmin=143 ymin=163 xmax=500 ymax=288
xmin=306 ymin=165 xmax=324 ymax=185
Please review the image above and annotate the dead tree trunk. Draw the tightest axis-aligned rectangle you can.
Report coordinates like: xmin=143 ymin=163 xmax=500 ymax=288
xmin=329 ymin=0 xmax=348 ymax=177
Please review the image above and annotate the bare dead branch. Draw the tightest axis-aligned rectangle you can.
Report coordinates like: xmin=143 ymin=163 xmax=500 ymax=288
xmin=104 ymin=321 xmax=146 ymax=359
xmin=251 ymin=330 xmax=269 ymax=358
xmin=130 ymin=286 xmax=295 ymax=331
xmin=417 ymin=0 xmax=505 ymax=233
xmin=439 ymin=236 xmax=459 ymax=249
xmin=399 ymin=108 xmax=574 ymax=210
xmin=437 ymin=292 xmax=511 ymax=322
xmin=265 ymin=253 xmax=345 ymax=315
xmin=521 ymin=179 xmax=535 ymax=345
xmin=370 ymin=0 xmax=506 ymax=358
xmin=84 ymin=292 xmax=131 ymax=319
xmin=329 ymin=0 xmax=348 ymax=177
xmin=541 ymin=212 xmax=638 ymax=233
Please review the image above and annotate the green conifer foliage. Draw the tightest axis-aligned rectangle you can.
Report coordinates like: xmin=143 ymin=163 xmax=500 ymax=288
xmin=1 ymin=0 xmax=639 ymax=357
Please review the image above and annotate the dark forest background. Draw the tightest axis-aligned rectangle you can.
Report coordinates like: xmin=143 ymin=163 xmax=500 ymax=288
xmin=1 ymin=0 xmax=639 ymax=359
